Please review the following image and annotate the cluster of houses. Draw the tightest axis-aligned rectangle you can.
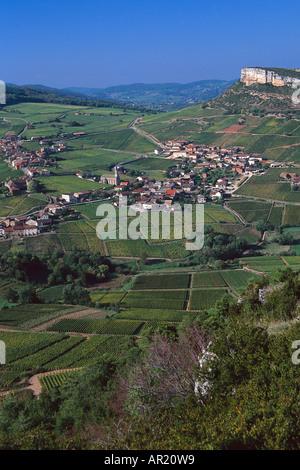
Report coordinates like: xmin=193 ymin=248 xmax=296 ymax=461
xmin=0 ymin=197 xmax=82 ymax=238
xmin=1 ymin=130 xmax=298 ymax=239
xmin=280 ymin=172 xmax=300 ymax=186
xmin=111 ymin=143 xmax=262 ymax=207
xmin=144 ymin=140 xmax=283 ymax=202
xmin=60 ymin=190 xmax=91 ymax=204
xmin=160 ymin=140 xmax=274 ymax=174
xmin=0 ymin=211 xmax=51 ymax=238
xmin=5 ymin=177 xmax=30 ymax=196
xmin=0 ymin=136 xmax=70 ymax=195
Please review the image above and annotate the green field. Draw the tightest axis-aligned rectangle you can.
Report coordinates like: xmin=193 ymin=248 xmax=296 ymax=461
xmin=44 ymin=335 xmax=134 ymax=369
xmin=0 ymin=331 xmax=66 ymax=364
xmin=238 ymin=255 xmax=286 ymax=273
xmin=0 ymin=194 xmax=47 ymax=217
xmin=39 ymin=370 xmax=79 ymax=392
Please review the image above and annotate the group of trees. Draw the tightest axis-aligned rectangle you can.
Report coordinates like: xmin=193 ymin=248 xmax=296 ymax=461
xmin=181 ymin=228 xmax=246 ymax=268
xmin=0 ymin=249 xmax=112 ymax=288
xmin=46 ymin=250 xmax=111 ymax=287
xmin=0 ymin=249 xmax=113 ymax=305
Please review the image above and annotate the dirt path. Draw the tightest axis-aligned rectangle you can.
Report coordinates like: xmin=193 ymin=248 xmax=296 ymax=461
xmin=86 ymin=275 xmax=127 ymax=291
xmin=28 ymin=368 xmax=82 ymax=398
xmin=131 ymin=122 xmax=163 ymax=147
xmin=223 ymin=202 xmax=246 ymax=224
xmin=243 ymin=266 xmax=266 ymax=275
xmin=0 ymin=326 xmax=27 ymax=333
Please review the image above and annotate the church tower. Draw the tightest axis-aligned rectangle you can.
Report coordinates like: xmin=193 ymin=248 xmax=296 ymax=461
xmin=115 ymin=165 xmax=120 ymax=185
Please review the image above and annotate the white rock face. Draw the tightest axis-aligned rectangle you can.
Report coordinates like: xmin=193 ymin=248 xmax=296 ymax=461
xmin=241 ymin=67 xmax=300 ymax=87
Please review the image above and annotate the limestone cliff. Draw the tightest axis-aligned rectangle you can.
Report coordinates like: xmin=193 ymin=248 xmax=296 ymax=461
xmin=241 ymin=67 xmax=300 ymax=87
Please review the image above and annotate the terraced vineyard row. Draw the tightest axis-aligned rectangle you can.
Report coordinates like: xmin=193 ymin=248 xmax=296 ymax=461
xmin=38 ymin=370 xmax=79 ymax=392
xmin=7 ymin=337 xmax=84 ymax=371
xmin=45 ymin=335 xmax=134 ymax=369
xmin=0 ymin=331 xmax=67 ymax=364
xmin=48 ymin=318 xmax=144 ymax=335
xmin=117 ymin=308 xmax=196 ymax=322
xmin=121 ymin=290 xmax=189 ymax=310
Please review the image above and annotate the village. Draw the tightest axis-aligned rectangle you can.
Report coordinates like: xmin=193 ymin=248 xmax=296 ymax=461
xmin=0 ymin=134 xmax=298 ymax=239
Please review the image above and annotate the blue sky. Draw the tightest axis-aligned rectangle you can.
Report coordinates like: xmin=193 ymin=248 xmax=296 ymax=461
xmin=1 ymin=0 xmax=299 ymax=88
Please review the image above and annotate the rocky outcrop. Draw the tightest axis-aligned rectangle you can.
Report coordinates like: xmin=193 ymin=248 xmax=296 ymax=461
xmin=241 ymin=67 xmax=300 ymax=87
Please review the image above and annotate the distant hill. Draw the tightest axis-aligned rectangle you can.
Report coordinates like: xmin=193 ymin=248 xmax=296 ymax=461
xmin=2 ymin=84 xmax=153 ymax=112
xmin=4 ymin=79 xmax=236 ymax=112
xmin=65 ymin=79 xmax=236 ymax=110
xmin=16 ymin=84 xmax=87 ymax=99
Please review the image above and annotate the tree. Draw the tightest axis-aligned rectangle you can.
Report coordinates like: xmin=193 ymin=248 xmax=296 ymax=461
xmin=255 ymin=220 xmax=267 ymax=233
xmin=18 ymin=285 xmax=39 ymax=304
xmin=140 ymin=252 xmax=148 ymax=265
xmin=278 ymin=233 xmax=294 ymax=245
xmin=27 ymin=179 xmax=42 ymax=193
xmin=62 ymin=284 xmax=91 ymax=305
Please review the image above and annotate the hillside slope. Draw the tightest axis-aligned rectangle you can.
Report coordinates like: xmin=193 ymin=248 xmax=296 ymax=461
xmin=135 ymin=67 xmax=300 ymax=164
xmin=207 ymin=67 xmax=300 ymax=115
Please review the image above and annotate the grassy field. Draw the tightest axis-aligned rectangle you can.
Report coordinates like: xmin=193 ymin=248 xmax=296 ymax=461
xmin=44 ymin=335 xmax=134 ymax=369
xmin=238 ymin=255 xmax=286 ymax=273
xmin=36 ymin=174 xmax=104 ymax=196
xmin=191 ymin=269 xmax=261 ymax=293
xmin=227 ymin=200 xmax=272 ymax=223
xmin=282 ymin=205 xmax=300 ymax=226
xmin=0 ymin=193 xmax=48 ymax=217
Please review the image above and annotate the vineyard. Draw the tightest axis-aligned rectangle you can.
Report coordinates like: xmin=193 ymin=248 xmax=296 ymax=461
xmin=121 ymin=290 xmax=189 ymax=310
xmin=191 ymin=271 xmax=227 ymax=288
xmin=9 ymin=336 xmax=84 ymax=371
xmin=0 ymin=331 xmax=67 ymax=364
xmin=44 ymin=335 xmax=135 ymax=369
xmin=0 ymin=331 xmax=136 ymax=379
xmin=105 ymin=238 xmax=189 ymax=259
xmin=0 ymin=264 xmax=286 ymax=392
xmin=0 ymin=304 xmax=84 ymax=329
xmin=117 ymin=308 xmax=196 ymax=322
xmin=132 ymin=273 xmax=190 ymax=290
xmin=189 ymin=288 xmax=230 ymax=310
xmin=48 ymin=318 xmax=145 ymax=335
